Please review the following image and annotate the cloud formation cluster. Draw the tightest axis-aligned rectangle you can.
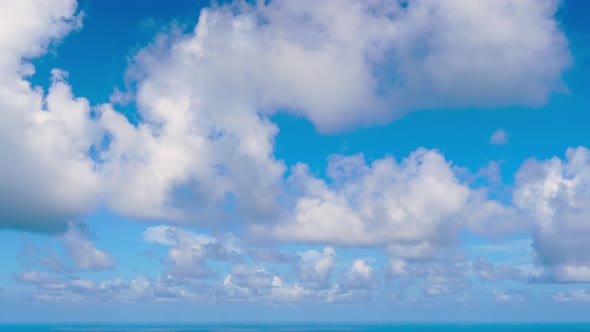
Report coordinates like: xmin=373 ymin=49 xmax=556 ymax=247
xmin=0 ymin=0 xmax=571 ymax=232
xmin=1 ymin=0 xmax=585 ymax=306
xmin=14 ymin=237 xmax=382 ymax=304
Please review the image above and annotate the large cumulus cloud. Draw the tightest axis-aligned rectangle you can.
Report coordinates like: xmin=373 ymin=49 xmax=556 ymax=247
xmin=0 ymin=0 xmax=99 ymax=232
xmin=514 ymin=147 xmax=590 ymax=282
xmin=0 ymin=0 xmax=572 ymax=239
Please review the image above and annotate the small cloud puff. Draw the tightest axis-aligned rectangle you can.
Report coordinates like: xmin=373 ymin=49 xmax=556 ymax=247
xmin=490 ymin=129 xmax=509 ymax=145
xmin=493 ymin=289 xmax=527 ymax=304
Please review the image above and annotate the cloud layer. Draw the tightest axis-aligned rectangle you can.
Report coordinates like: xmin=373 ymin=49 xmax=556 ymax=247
xmin=0 ymin=0 xmax=586 ymax=308
xmin=0 ymin=0 xmax=572 ymax=232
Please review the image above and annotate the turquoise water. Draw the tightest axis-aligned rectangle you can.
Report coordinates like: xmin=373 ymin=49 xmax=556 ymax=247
xmin=0 ymin=324 xmax=589 ymax=332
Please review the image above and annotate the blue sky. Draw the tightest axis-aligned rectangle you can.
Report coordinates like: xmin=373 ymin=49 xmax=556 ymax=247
xmin=1 ymin=0 xmax=590 ymax=323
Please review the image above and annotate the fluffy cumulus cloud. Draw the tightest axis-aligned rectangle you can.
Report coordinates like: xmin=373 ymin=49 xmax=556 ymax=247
xmin=388 ymin=0 xmax=570 ymax=111
xmin=262 ymin=149 xmax=509 ymax=252
xmin=144 ymin=225 xmax=241 ymax=279
xmin=339 ymin=259 xmax=378 ymax=290
xmin=514 ymin=147 xmax=590 ymax=282
xmin=220 ymin=264 xmax=275 ymax=300
xmin=297 ymin=247 xmax=336 ymax=289
xmin=97 ymin=85 xmax=285 ymax=222
xmin=0 ymin=0 xmax=100 ymax=233
xmin=218 ymin=265 xmax=317 ymax=303
xmin=124 ymin=0 xmax=569 ymax=133
xmin=93 ymin=0 xmax=568 ymax=221
xmin=267 ymin=150 xmax=468 ymax=247
xmin=0 ymin=0 xmax=82 ymax=70
xmin=0 ymin=0 xmax=571 ymax=232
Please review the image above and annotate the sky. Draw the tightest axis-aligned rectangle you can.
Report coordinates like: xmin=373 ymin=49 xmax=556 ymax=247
xmin=1 ymin=0 xmax=590 ymax=323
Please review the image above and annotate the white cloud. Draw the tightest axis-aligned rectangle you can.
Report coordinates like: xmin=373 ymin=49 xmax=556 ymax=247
xmin=12 ymin=267 xmax=350 ymax=304
xmin=393 ymin=0 xmax=569 ymax=110
xmin=260 ymin=149 xmax=510 ymax=253
xmin=141 ymin=227 xmax=371 ymax=303
xmin=514 ymin=147 xmax=590 ymax=282
xmin=297 ymin=246 xmax=336 ymax=289
xmin=144 ymin=226 xmax=215 ymax=278
xmin=124 ymin=0 xmax=569 ymax=133
xmin=168 ymin=243 xmax=380 ymax=303
xmin=339 ymin=259 xmax=378 ymax=290
xmin=554 ymin=289 xmax=590 ymax=303
xmin=490 ymin=129 xmax=509 ymax=145
xmin=143 ymin=225 xmax=241 ymax=279
xmin=493 ymin=289 xmax=526 ymax=304
xmin=62 ymin=222 xmax=116 ymax=271
xmin=15 ymin=269 xmax=206 ymax=302
xmin=97 ymin=55 xmax=286 ymax=223
xmin=0 ymin=68 xmax=101 ymax=233
xmin=230 ymin=265 xmax=274 ymax=290
xmin=81 ymin=0 xmax=570 ymax=226
xmin=0 ymin=0 xmax=82 ymax=71
xmin=218 ymin=264 xmax=281 ymax=302
xmin=0 ymin=0 xmax=102 ymax=233
xmin=269 ymin=276 xmax=307 ymax=303
xmin=0 ymin=0 xmax=571 ymax=234
xmin=388 ymin=258 xmax=410 ymax=278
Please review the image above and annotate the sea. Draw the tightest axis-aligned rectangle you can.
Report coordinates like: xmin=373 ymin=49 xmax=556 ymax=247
xmin=0 ymin=324 xmax=589 ymax=332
